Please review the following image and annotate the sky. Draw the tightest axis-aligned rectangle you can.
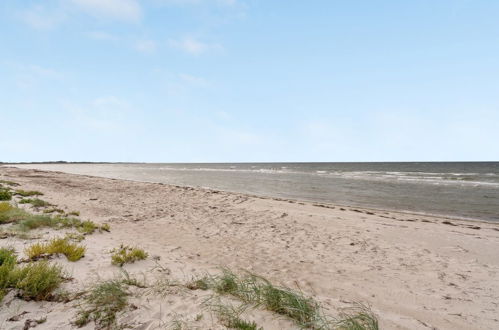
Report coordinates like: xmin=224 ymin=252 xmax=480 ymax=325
xmin=1 ymin=0 xmax=499 ymax=162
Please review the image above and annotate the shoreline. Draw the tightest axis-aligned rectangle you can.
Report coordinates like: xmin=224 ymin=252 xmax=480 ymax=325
xmin=3 ymin=165 xmax=496 ymax=225
xmin=1 ymin=166 xmax=499 ymax=329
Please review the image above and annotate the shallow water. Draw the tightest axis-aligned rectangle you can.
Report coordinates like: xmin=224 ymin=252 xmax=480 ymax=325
xmin=13 ymin=162 xmax=499 ymax=222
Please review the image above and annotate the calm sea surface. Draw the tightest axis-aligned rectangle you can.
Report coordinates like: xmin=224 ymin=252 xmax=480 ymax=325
xmin=13 ymin=162 xmax=499 ymax=222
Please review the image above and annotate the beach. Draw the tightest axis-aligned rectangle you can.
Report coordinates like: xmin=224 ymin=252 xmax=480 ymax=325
xmin=1 ymin=166 xmax=498 ymax=329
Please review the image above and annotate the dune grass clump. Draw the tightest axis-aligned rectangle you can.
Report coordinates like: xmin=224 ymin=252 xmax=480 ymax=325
xmin=100 ymin=223 xmax=111 ymax=232
xmin=0 ymin=190 xmax=12 ymax=201
xmin=15 ymin=189 xmax=44 ymax=197
xmin=0 ymin=248 xmax=17 ymax=300
xmin=78 ymin=220 xmax=98 ymax=234
xmin=25 ymin=238 xmax=86 ymax=262
xmin=19 ymin=198 xmax=51 ymax=208
xmin=67 ymin=211 xmax=80 ymax=217
xmin=211 ymin=302 xmax=263 ymax=330
xmin=74 ymin=280 xmax=129 ymax=329
xmin=334 ymin=304 xmax=379 ymax=330
xmin=195 ymin=269 xmax=378 ymax=329
xmin=0 ymin=180 xmax=19 ymax=187
xmin=198 ymin=269 xmax=321 ymax=327
xmin=111 ymin=245 xmax=148 ymax=266
xmin=186 ymin=277 xmax=210 ymax=291
xmin=43 ymin=208 xmax=65 ymax=214
xmin=65 ymin=232 xmax=85 ymax=242
xmin=0 ymin=202 xmax=28 ymax=224
xmin=8 ymin=261 xmax=65 ymax=301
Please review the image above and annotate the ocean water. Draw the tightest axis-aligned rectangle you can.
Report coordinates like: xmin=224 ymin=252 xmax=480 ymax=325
xmin=13 ymin=162 xmax=499 ymax=222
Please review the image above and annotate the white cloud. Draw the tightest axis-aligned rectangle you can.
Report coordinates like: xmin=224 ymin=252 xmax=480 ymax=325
xmin=134 ymin=39 xmax=158 ymax=54
xmin=20 ymin=5 xmax=66 ymax=30
xmin=168 ymin=37 xmax=222 ymax=55
xmin=70 ymin=0 xmax=142 ymax=22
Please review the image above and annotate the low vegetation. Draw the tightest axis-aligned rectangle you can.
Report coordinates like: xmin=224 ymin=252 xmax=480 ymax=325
xmin=111 ymin=245 xmax=148 ymax=266
xmin=191 ymin=269 xmax=379 ymax=330
xmin=334 ymin=304 xmax=379 ymax=330
xmin=65 ymin=232 xmax=85 ymax=242
xmin=74 ymin=280 xmax=129 ymax=329
xmin=0 ymin=247 xmax=65 ymax=301
xmin=0 ymin=203 xmax=108 ymax=235
xmin=0 ymin=190 xmax=12 ymax=201
xmin=0 ymin=202 xmax=27 ymax=224
xmin=0 ymin=180 xmax=20 ymax=187
xmin=15 ymin=189 xmax=44 ymax=197
xmin=10 ymin=261 xmax=65 ymax=301
xmin=19 ymin=198 xmax=51 ymax=208
xmin=0 ymin=248 xmax=17 ymax=301
xmin=43 ymin=208 xmax=65 ymax=214
xmin=210 ymin=302 xmax=263 ymax=330
xmin=25 ymin=238 xmax=86 ymax=262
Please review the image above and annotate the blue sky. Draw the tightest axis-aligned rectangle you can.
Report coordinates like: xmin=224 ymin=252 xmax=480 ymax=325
xmin=1 ymin=0 xmax=498 ymax=162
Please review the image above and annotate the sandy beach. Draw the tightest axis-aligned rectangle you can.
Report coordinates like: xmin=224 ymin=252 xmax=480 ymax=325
xmin=1 ymin=166 xmax=498 ymax=330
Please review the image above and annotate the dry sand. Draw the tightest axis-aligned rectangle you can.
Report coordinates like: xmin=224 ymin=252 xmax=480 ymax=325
xmin=0 ymin=166 xmax=498 ymax=330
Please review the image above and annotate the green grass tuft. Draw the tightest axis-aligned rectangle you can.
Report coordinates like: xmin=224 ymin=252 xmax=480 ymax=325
xmin=19 ymin=198 xmax=51 ymax=207
xmin=100 ymin=223 xmax=111 ymax=232
xmin=0 ymin=248 xmax=17 ymax=299
xmin=211 ymin=302 xmax=263 ymax=330
xmin=0 ymin=190 xmax=12 ymax=201
xmin=334 ymin=303 xmax=379 ymax=330
xmin=1 ymin=204 xmax=102 ymax=236
xmin=15 ymin=189 xmax=44 ymax=197
xmin=65 ymin=232 xmax=85 ymax=242
xmin=201 ymin=269 xmax=329 ymax=328
xmin=74 ymin=280 xmax=129 ymax=329
xmin=77 ymin=220 xmax=98 ymax=234
xmin=43 ymin=208 xmax=65 ymax=214
xmin=0 ymin=202 xmax=29 ymax=224
xmin=186 ymin=277 xmax=210 ymax=291
xmin=9 ymin=261 xmax=65 ymax=301
xmin=25 ymin=238 xmax=86 ymax=262
xmin=0 ymin=180 xmax=20 ymax=187
xmin=111 ymin=245 xmax=148 ymax=266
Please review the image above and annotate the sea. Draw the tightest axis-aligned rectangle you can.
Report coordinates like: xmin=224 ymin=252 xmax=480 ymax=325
xmin=12 ymin=162 xmax=499 ymax=222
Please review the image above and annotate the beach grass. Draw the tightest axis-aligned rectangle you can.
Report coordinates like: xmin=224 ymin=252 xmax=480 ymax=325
xmin=15 ymin=189 xmax=44 ymax=197
xmin=0 ymin=248 xmax=17 ymax=301
xmin=334 ymin=303 xmax=379 ymax=330
xmin=0 ymin=202 xmax=28 ymax=224
xmin=210 ymin=301 xmax=263 ymax=330
xmin=8 ymin=260 xmax=65 ymax=301
xmin=25 ymin=238 xmax=86 ymax=262
xmin=43 ymin=208 xmax=65 ymax=214
xmin=0 ymin=180 xmax=20 ymax=187
xmin=74 ymin=279 xmax=129 ymax=329
xmin=19 ymin=198 xmax=51 ymax=208
xmin=0 ymin=190 xmax=12 ymax=201
xmin=111 ymin=245 xmax=148 ymax=266
xmin=196 ymin=269 xmax=323 ymax=328
xmin=0 ymin=202 xmax=103 ymax=235
xmin=65 ymin=232 xmax=85 ymax=242
xmin=191 ymin=269 xmax=379 ymax=329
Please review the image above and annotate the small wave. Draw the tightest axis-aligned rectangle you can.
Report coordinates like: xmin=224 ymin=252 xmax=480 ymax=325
xmin=153 ymin=166 xmax=499 ymax=187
